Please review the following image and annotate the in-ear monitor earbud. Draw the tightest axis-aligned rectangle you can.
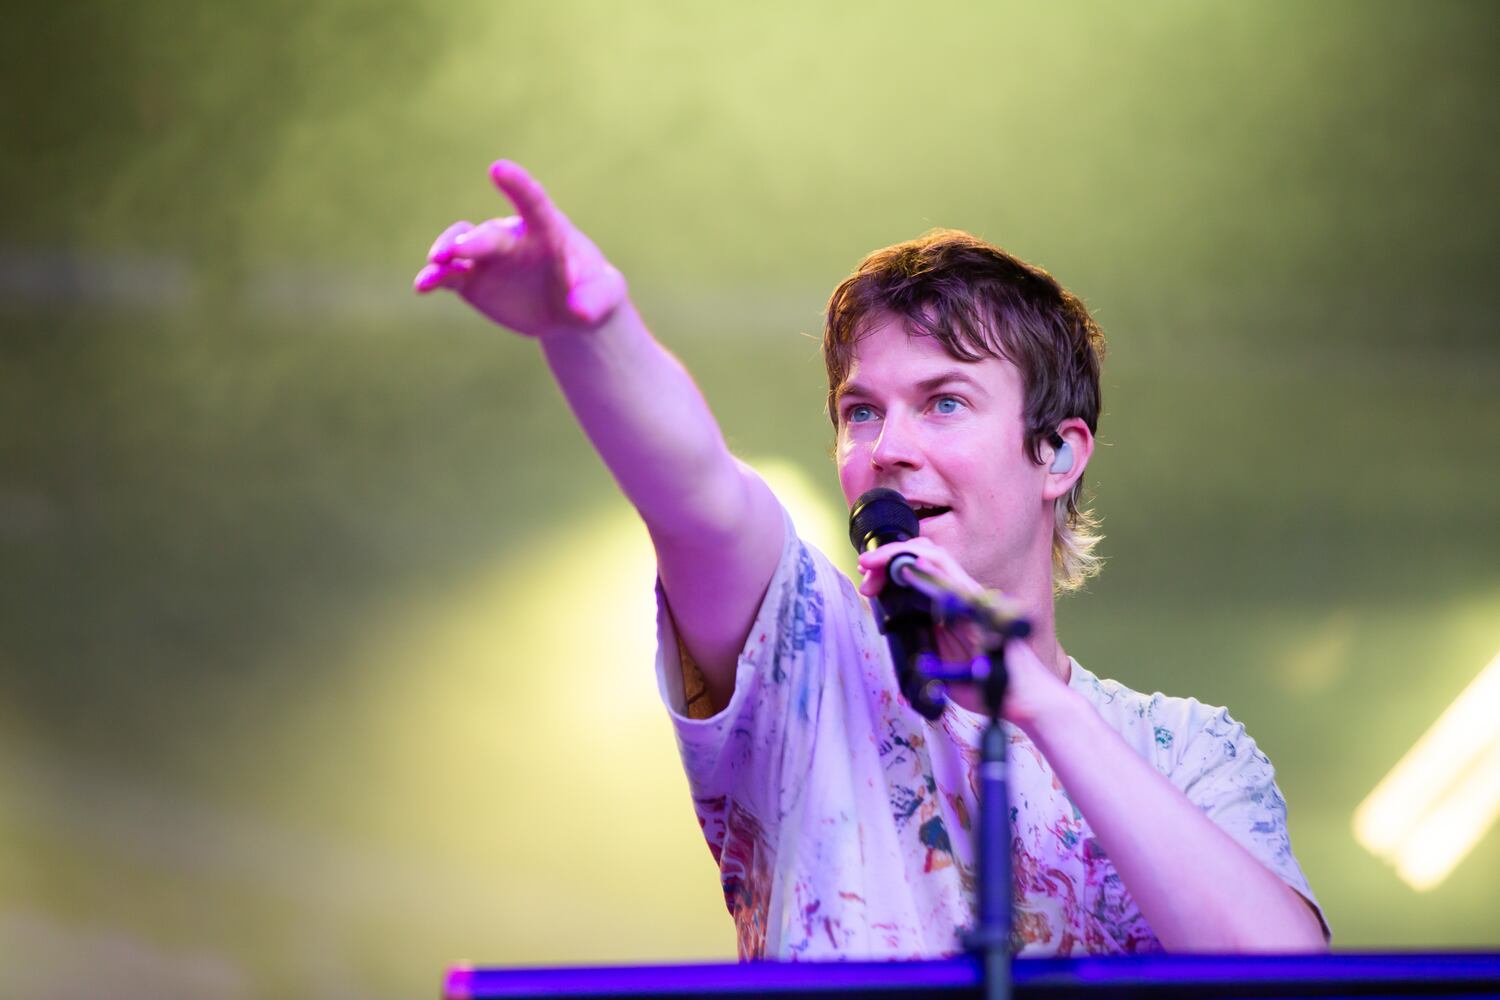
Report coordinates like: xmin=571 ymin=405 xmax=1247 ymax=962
xmin=1048 ymin=434 xmax=1073 ymax=475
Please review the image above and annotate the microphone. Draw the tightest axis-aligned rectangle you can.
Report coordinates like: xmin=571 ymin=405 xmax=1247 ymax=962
xmin=848 ymin=487 xmax=924 ymax=589
xmin=848 ymin=488 xmax=946 ymax=719
xmin=850 ymin=488 xmax=1032 ymax=639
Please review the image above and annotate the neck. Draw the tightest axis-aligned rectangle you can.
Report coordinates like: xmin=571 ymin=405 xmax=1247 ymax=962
xmin=943 ymin=540 xmax=1069 ymax=714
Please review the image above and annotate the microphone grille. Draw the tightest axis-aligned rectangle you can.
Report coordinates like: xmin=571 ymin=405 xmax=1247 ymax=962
xmin=848 ymin=488 xmax=919 ymax=553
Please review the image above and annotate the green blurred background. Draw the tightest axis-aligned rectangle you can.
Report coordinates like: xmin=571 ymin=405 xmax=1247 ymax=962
xmin=3 ymin=1 xmax=1498 ymax=996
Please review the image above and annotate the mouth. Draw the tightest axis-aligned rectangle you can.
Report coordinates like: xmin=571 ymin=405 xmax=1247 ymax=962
xmin=911 ymin=504 xmax=952 ymax=522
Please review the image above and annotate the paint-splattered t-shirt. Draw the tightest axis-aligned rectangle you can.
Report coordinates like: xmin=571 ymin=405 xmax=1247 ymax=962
xmin=654 ymin=509 xmax=1325 ymax=959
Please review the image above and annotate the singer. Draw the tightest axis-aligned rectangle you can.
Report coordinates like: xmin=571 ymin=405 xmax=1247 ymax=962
xmin=415 ymin=162 xmax=1331 ymax=958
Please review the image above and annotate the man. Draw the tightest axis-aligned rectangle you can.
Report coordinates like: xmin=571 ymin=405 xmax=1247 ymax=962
xmin=415 ymin=160 xmax=1330 ymax=958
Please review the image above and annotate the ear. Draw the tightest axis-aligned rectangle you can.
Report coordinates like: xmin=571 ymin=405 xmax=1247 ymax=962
xmin=1041 ymin=417 xmax=1094 ymax=502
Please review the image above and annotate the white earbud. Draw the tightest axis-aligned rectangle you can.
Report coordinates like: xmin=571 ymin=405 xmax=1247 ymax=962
xmin=1049 ymin=441 xmax=1073 ymax=475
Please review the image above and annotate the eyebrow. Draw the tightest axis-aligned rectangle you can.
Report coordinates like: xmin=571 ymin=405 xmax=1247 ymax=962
xmin=835 ymin=369 xmax=989 ymax=407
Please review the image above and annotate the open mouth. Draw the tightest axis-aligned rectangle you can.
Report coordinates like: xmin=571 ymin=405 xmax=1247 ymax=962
xmin=912 ymin=504 xmax=952 ymax=521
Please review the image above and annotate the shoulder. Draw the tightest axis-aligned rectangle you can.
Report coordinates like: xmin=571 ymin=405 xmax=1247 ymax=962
xmin=745 ymin=507 xmax=879 ymax=668
xmin=1070 ymin=662 xmax=1265 ymax=781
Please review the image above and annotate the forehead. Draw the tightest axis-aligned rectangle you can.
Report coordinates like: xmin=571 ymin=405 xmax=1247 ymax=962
xmin=838 ymin=312 xmax=1018 ymax=398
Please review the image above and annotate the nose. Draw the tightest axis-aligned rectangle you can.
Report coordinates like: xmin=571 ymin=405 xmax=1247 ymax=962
xmin=871 ymin=410 xmax=923 ymax=472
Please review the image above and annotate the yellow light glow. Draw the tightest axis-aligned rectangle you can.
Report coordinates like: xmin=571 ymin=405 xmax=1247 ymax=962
xmin=749 ymin=457 xmax=849 ymax=572
xmin=267 ymin=454 xmax=849 ymax=963
xmin=1353 ymin=648 xmax=1500 ymax=890
xmin=555 ymin=455 xmax=846 ymax=729
xmin=1392 ymin=736 xmax=1500 ymax=891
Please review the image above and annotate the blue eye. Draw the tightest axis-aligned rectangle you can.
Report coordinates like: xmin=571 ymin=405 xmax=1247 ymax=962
xmin=934 ymin=396 xmax=962 ymax=415
xmin=847 ymin=404 xmax=876 ymax=423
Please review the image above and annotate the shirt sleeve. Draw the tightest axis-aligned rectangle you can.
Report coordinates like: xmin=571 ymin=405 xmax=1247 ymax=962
xmin=1172 ymin=706 xmax=1332 ymax=941
xmin=653 ymin=504 xmax=836 ymax=864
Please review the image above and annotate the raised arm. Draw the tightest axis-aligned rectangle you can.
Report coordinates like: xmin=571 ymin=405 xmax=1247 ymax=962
xmin=416 ymin=161 xmax=783 ymax=711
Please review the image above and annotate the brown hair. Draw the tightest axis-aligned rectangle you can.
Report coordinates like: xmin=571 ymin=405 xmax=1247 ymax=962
xmin=823 ymin=229 xmax=1106 ymax=591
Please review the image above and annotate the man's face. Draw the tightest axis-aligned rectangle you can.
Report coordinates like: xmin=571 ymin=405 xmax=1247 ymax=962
xmin=834 ymin=312 xmax=1053 ymax=591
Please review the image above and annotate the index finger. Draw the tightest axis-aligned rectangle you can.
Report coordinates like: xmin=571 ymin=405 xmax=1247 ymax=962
xmin=857 ymin=539 xmax=920 ymax=596
xmin=489 ymin=160 xmax=563 ymax=244
xmin=857 ymin=537 xmax=930 ymax=572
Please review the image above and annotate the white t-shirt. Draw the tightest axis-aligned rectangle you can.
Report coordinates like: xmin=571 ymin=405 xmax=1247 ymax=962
xmin=655 ymin=510 xmax=1325 ymax=959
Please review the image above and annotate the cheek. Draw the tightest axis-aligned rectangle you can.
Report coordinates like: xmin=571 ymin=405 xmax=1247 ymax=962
xmin=952 ymin=452 xmax=1032 ymax=507
xmin=835 ymin=439 xmax=869 ymax=503
xmin=836 ymin=459 xmax=862 ymax=505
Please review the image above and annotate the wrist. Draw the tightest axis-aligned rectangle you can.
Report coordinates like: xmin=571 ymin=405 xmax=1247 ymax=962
xmin=1016 ymin=682 xmax=1094 ymax=747
xmin=539 ymin=297 xmax=642 ymax=361
xmin=543 ymin=293 xmax=637 ymax=342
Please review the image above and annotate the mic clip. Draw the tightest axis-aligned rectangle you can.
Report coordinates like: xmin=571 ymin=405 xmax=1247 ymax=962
xmin=886 ymin=553 xmax=1032 ymax=640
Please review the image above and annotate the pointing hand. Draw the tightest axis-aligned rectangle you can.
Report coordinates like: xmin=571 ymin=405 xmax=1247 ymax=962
xmin=414 ymin=161 xmax=628 ymax=338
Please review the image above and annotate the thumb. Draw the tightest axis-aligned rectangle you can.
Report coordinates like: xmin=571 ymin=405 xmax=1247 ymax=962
xmin=566 ymin=266 xmax=627 ymax=325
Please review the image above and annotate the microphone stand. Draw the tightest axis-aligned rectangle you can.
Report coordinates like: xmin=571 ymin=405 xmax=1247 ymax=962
xmin=901 ymin=567 xmax=1029 ymax=1000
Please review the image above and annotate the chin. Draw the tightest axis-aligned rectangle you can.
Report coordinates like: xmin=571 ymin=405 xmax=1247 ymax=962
xmin=915 ymin=514 xmax=954 ymax=542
